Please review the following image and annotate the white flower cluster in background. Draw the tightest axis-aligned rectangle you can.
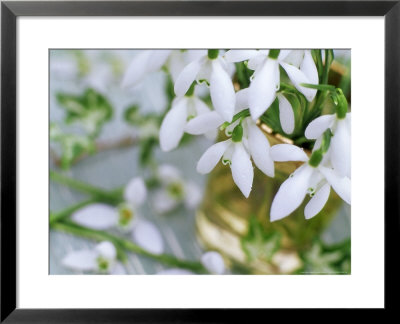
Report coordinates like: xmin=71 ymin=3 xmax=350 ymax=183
xmin=71 ymin=177 xmax=164 ymax=255
xmin=122 ymin=49 xmax=351 ymax=222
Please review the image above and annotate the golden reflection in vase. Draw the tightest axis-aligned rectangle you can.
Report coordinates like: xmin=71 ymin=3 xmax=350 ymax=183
xmin=195 ymin=130 xmax=342 ymax=274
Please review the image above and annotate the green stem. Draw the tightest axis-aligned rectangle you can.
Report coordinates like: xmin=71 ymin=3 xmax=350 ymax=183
xmin=50 ymin=170 xmax=122 ymax=203
xmin=49 ymin=198 xmax=100 ymax=225
xmin=51 ymin=219 xmax=207 ymax=273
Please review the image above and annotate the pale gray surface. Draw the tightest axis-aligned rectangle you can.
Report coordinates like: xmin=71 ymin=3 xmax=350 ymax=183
xmin=50 ymin=138 xmax=210 ymax=274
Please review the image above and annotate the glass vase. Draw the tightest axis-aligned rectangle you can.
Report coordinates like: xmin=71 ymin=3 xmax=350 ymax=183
xmin=195 ymin=128 xmax=342 ymax=274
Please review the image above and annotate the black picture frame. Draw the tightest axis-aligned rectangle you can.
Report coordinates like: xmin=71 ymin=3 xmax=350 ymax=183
xmin=1 ymin=0 xmax=398 ymax=321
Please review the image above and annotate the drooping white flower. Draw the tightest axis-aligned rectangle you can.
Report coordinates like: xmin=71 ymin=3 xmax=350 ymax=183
xmin=305 ymin=113 xmax=351 ymax=178
xmin=62 ymin=241 xmax=126 ymax=274
xmin=270 ymin=144 xmax=351 ymax=221
xmin=122 ymin=50 xmax=172 ymax=89
xmin=225 ymin=49 xmax=318 ymax=121
xmin=152 ymin=164 xmax=202 ymax=213
xmin=195 ymin=93 xmax=275 ymax=198
xmin=71 ymin=177 xmax=165 ymax=254
xmin=174 ymin=50 xmax=236 ymax=122
xmin=184 ymin=87 xmax=251 ymax=137
xmin=159 ymin=94 xmax=215 ymax=152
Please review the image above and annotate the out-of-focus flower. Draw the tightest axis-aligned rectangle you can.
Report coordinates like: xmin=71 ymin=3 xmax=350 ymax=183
xmin=225 ymin=49 xmax=318 ymax=121
xmin=71 ymin=177 xmax=165 ymax=254
xmin=122 ymin=50 xmax=206 ymax=88
xmin=305 ymin=113 xmax=351 ymax=178
xmin=62 ymin=241 xmax=126 ymax=274
xmin=270 ymin=144 xmax=351 ymax=221
xmin=159 ymin=93 xmax=216 ymax=152
xmin=201 ymin=251 xmax=226 ymax=274
xmin=152 ymin=165 xmax=202 ymax=213
xmin=174 ymin=50 xmax=236 ymax=122
xmin=122 ymin=50 xmax=172 ymax=89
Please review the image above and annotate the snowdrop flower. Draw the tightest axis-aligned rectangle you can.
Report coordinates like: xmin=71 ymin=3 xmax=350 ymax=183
xmin=62 ymin=241 xmax=126 ymax=274
xmin=305 ymin=112 xmax=351 ymax=178
xmin=72 ymin=177 xmax=147 ymax=231
xmin=174 ymin=50 xmax=236 ymax=122
xmin=195 ymin=92 xmax=275 ymax=198
xmin=152 ymin=164 xmax=202 ymax=213
xmin=159 ymin=89 xmax=215 ymax=152
xmin=71 ymin=177 xmax=165 ymax=254
xmin=270 ymin=144 xmax=351 ymax=221
xmin=121 ymin=50 xmax=172 ymax=89
xmin=225 ymin=49 xmax=318 ymax=121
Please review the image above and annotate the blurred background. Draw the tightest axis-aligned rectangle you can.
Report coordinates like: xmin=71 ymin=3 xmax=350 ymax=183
xmin=49 ymin=49 xmax=351 ymax=275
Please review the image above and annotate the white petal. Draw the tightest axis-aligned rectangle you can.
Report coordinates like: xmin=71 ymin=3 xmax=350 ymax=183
xmin=71 ymin=203 xmax=117 ymax=230
xmin=304 ymin=114 xmax=335 ymax=139
xmin=270 ymin=165 xmax=314 ymax=221
xmin=167 ymin=51 xmax=187 ymax=82
xmin=277 ymin=50 xmax=292 ymax=62
xmin=304 ymin=183 xmax=331 ymax=219
xmin=248 ymin=59 xmax=279 ymax=120
xmin=210 ymin=60 xmax=236 ymax=122
xmin=62 ymin=250 xmax=97 ymax=271
xmin=247 ymin=54 xmax=267 ymax=70
xmin=196 ymin=59 xmax=212 ymax=81
xmin=224 ymin=50 xmax=260 ymax=62
xmin=197 ymin=140 xmax=231 ymax=174
xmin=124 ymin=177 xmax=147 ymax=206
xmin=184 ymin=181 xmax=202 ymax=209
xmin=330 ymin=119 xmax=351 ymax=178
xmin=281 ymin=50 xmax=304 ymax=68
xmin=235 ymin=88 xmax=249 ymax=112
xmin=277 ymin=94 xmax=295 ymax=134
xmin=152 ymin=190 xmax=179 ymax=213
xmin=121 ymin=51 xmax=151 ymax=88
xmin=110 ymin=262 xmax=127 ymax=275
xmin=247 ymin=123 xmax=274 ymax=177
xmin=301 ymin=50 xmax=319 ymax=85
xmin=201 ymin=251 xmax=225 ymax=274
xmin=147 ymin=50 xmax=171 ymax=72
xmin=270 ymin=144 xmax=308 ymax=162
xmin=159 ymin=98 xmax=187 ymax=151
xmin=231 ymin=143 xmax=254 ymax=198
xmin=319 ymin=166 xmax=351 ymax=204
xmin=95 ymin=241 xmax=116 ymax=260
xmin=132 ymin=220 xmax=164 ymax=254
xmin=157 ymin=268 xmax=194 ymax=275
xmin=192 ymin=97 xmax=211 ymax=115
xmin=185 ymin=111 xmax=224 ymax=135
xmin=174 ymin=58 xmax=203 ymax=96
xmin=280 ymin=61 xmax=317 ymax=102
xmin=158 ymin=164 xmax=182 ymax=184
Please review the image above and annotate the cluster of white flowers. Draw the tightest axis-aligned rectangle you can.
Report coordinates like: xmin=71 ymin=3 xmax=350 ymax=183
xmin=122 ymin=49 xmax=351 ymax=222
